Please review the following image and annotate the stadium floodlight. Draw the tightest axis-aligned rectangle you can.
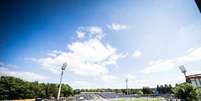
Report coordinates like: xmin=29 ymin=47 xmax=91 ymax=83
xmin=179 ymin=65 xmax=188 ymax=82
xmin=57 ymin=63 xmax=67 ymax=100
xmin=125 ymin=78 xmax=128 ymax=95
xmin=179 ymin=65 xmax=187 ymax=76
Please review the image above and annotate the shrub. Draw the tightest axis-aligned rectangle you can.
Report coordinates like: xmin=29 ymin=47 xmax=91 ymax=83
xmin=172 ymin=82 xmax=198 ymax=101
xmin=197 ymin=88 xmax=201 ymax=101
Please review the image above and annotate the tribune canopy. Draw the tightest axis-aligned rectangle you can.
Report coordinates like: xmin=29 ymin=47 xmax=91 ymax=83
xmin=186 ymin=73 xmax=201 ymax=88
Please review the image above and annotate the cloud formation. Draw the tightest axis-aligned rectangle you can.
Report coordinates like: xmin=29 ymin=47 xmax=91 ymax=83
xmin=0 ymin=62 xmax=48 ymax=81
xmin=30 ymin=39 xmax=125 ymax=76
xmin=132 ymin=50 xmax=142 ymax=58
xmin=29 ymin=25 xmax=126 ymax=83
xmin=76 ymin=26 xmax=104 ymax=39
xmin=107 ymin=23 xmax=128 ymax=31
xmin=141 ymin=47 xmax=201 ymax=74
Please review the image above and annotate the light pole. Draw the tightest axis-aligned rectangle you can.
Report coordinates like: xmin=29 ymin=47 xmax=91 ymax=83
xmin=179 ymin=65 xmax=187 ymax=82
xmin=57 ymin=63 xmax=67 ymax=100
xmin=126 ymin=78 xmax=128 ymax=95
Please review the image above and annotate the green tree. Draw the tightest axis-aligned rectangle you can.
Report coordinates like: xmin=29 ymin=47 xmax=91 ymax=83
xmin=45 ymin=83 xmax=58 ymax=98
xmin=136 ymin=90 xmax=143 ymax=95
xmin=142 ymin=87 xmax=152 ymax=94
xmin=173 ymin=82 xmax=198 ymax=101
xmin=0 ymin=76 xmax=73 ymax=100
xmin=61 ymin=84 xmax=73 ymax=97
xmin=156 ymin=84 xmax=173 ymax=94
xmin=197 ymin=88 xmax=201 ymax=100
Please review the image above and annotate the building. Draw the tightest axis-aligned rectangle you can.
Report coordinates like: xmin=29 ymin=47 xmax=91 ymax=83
xmin=186 ymin=73 xmax=201 ymax=88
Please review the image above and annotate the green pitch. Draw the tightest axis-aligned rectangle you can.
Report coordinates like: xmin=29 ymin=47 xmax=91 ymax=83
xmin=111 ymin=98 xmax=166 ymax=101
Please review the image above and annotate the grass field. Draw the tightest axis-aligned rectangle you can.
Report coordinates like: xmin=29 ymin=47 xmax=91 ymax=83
xmin=111 ymin=98 xmax=166 ymax=101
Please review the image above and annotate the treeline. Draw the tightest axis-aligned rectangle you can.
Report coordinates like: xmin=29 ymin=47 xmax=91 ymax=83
xmin=156 ymin=84 xmax=172 ymax=94
xmin=0 ymin=76 xmax=175 ymax=100
xmin=142 ymin=84 xmax=172 ymax=95
xmin=74 ymin=84 xmax=173 ymax=95
xmin=0 ymin=76 xmax=73 ymax=100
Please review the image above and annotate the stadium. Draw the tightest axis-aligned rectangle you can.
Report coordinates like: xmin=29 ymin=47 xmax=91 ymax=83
xmin=74 ymin=92 xmax=166 ymax=101
xmin=186 ymin=73 xmax=201 ymax=88
xmin=0 ymin=0 xmax=201 ymax=101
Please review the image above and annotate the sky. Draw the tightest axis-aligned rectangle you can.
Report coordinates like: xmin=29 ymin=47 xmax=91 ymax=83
xmin=0 ymin=0 xmax=201 ymax=89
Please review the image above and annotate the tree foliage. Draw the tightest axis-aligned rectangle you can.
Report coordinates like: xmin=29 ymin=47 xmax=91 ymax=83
xmin=173 ymin=82 xmax=199 ymax=101
xmin=0 ymin=76 xmax=73 ymax=100
xmin=197 ymin=88 xmax=201 ymax=100
xmin=156 ymin=84 xmax=172 ymax=94
xmin=142 ymin=87 xmax=153 ymax=94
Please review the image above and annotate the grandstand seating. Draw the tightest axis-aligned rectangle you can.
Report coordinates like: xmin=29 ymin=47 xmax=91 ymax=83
xmin=76 ymin=93 xmax=94 ymax=100
xmin=96 ymin=92 xmax=122 ymax=98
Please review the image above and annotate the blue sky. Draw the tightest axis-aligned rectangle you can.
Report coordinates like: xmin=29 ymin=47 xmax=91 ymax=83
xmin=0 ymin=0 xmax=201 ymax=89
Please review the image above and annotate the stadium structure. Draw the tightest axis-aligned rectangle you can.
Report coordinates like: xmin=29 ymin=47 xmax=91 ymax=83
xmin=74 ymin=92 xmax=166 ymax=101
xmin=186 ymin=73 xmax=201 ymax=88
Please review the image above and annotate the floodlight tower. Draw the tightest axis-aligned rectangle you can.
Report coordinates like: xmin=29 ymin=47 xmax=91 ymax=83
xmin=125 ymin=78 xmax=128 ymax=95
xmin=57 ymin=63 xmax=67 ymax=100
xmin=179 ymin=65 xmax=187 ymax=82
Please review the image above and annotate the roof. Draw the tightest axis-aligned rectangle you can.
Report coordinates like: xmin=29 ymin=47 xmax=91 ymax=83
xmin=186 ymin=73 xmax=201 ymax=79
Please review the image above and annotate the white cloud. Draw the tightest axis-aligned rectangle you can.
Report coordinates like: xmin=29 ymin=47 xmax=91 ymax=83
xmin=107 ymin=23 xmax=128 ymax=31
xmin=100 ymin=74 xmax=118 ymax=82
xmin=133 ymin=76 xmax=184 ymax=88
xmin=141 ymin=47 xmax=201 ymax=74
xmin=28 ymin=25 xmax=128 ymax=85
xmin=177 ymin=47 xmax=201 ymax=64
xmin=73 ymin=80 xmax=92 ymax=89
xmin=141 ymin=59 xmax=176 ymax=74
xmin=132 ymin=50 xmax=142 ymax=58
xmin=0 ymin=71 xmax=48 ymax=81
xmin=0 ymin=62 xmax=48 ymax=81
xmin=0 ymin=62 xmax=18 ymax=69
xmin=76 ymin=26 xmax=104 ymax=39
xmin=29 ymin=38 xmax=125 ymax=77
xmin=125 ymin=74 xmax=136 ymax=80
xmin=88 ymin=26 xmax=103 ymax=34
xmin=68 ymin=39 xmax=116 ymax=62
xmin=76 ymin=31 xmax=85 ymax=38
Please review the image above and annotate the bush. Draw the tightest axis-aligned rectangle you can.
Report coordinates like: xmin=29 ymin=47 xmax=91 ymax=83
xmin=172 ymin=82 xmax=199 ymax=101
xmin=197 ymin=88 xmax=201 ymax=101
xmin=142 ymin=87 xmax=153 ymax=94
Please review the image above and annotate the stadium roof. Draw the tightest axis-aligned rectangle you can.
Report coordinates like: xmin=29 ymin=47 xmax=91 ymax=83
xmin=186 ymin=73 xmax=201 ymax=79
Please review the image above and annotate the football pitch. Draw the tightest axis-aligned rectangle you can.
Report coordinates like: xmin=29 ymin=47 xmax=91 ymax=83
xmin=111 ymin=98 xmax=166 ymax=101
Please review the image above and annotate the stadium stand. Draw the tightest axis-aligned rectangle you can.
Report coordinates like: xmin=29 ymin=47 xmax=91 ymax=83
xmin=96 ymin=92 xmax=122 ymax=99
xmin=186 ymin=73 xmax=201 ymax=88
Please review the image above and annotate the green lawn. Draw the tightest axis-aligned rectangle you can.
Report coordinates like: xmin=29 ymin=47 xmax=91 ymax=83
xmin=111 ymin=98 xmax=166 ymax=101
